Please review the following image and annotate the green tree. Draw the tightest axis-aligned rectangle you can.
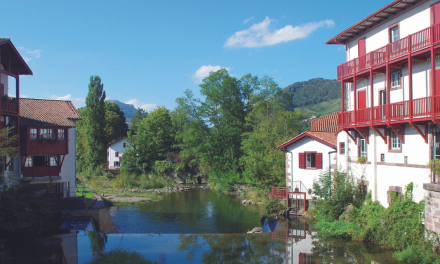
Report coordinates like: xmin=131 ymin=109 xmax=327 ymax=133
xmin=85 ymin=76 xmax=106 ymax=168
xmin=130 ymin=108 xmax=148 ymax=135
xmin=75 ymin=108 xmax=88 ymax=172
xmin=104 ymin=102 xmax=128 ymax=145
xmin=122 ymin=107 xmax=174 ymax=173
xmin=0 ymin=126 xmax=20 ymax=184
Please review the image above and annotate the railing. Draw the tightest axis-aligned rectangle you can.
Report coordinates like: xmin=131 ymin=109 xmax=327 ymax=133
xmin=337 ymin=24 xmax=440 ymax=80
xmin=0 ymin=99 xmax=18 ymax=114
xmin=339 ymin=96 xmax=437 ymax=127
xmin=271 ymin=187 xmax=287 ymax=199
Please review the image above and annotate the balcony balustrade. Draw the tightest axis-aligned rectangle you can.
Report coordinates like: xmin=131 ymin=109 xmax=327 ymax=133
xmin=337 ymin=24 xmax=440 ymax=80
xmin=0 ymin=99 xmax=18 ymax=114
xmin=338 ymin=96 xmax=440 ymax=128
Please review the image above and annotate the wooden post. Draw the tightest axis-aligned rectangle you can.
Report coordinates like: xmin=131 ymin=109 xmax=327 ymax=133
xmin=354 ymin=75 xmax=357 ymax=125
xmin=409 ymin=54 xmax=413 ymax=121
xmin=370 ymin=68 xmax=374 ymax=124
xmin=386 ymin=61 xmax=391 ymax=125
xmin=431 ymin=45 xmax=435 ymax=121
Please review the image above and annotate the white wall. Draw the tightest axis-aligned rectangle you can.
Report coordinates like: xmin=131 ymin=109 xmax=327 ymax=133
xmin=285 ymin=137 xmax=336 ymax=200
xmin=60 ymin=126 xmax=76 ymax=197
xmin=336 ymin=125 xmax=430 ymax=207
xmin=0 ymin=64 xmax=9 ymax=96
xmin=108 ymin=139 xmax=128 ymax=167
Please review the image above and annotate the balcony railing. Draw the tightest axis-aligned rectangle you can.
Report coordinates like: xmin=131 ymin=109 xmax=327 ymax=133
xmin=337 ymin=24 xmax=440 ymax=80
xmin=271 ymin=187 xmax=287 ymax=199
xmin=338 ymin=96 xmax=439 ymax=127
xmin=0 ymin=99 xmax=18 ymax=114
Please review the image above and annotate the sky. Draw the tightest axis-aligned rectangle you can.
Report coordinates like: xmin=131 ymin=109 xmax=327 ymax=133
xmin=2 ymin=0 xmax=389 ymax=111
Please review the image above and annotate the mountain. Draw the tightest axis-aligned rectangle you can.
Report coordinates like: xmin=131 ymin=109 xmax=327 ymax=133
xmin=283 ymin=78 xmax=341 ymax=108
xmin=107 ymin=100 xmax=137 ymax=125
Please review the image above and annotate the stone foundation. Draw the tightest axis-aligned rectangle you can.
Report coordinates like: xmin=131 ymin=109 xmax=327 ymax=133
xmin=423 ymin=183 xmax=440 ymax=234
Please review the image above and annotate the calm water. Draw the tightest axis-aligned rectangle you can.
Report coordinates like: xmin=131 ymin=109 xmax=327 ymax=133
xmin=0 ymin=187 xmax=404 ymax=263
xmin=108 ymin=187 xmax=262 ymax=233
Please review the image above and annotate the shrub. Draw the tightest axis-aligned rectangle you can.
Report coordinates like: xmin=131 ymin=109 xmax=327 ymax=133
xmin=85 ymin=248 xmax=166 ymax=264
xmin=112 ymin=173 xmax=139 ymax=189
xmin=0 ymin=180 xmax=51 ymax=234
xmin=260 ymin=198 xmax=285 ymax=216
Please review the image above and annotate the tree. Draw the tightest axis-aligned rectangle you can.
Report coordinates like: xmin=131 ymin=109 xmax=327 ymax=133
xmin=130 ymin=108 xmax=148 ymax=135
xmin=122 ymin=107 xmax=174 ymax=173
xmin=104 ymin=102 xmax=128 ymax=145
xmin=75 ymin=108 xmax=88 ymax=172
xmin=85 ymin=76 xmax=106 ymax=168
xmin=0 ymin=126 xmax=20 ymax=185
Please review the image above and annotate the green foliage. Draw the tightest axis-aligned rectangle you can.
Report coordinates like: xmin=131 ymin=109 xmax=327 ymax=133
xmin=106 ymin=100 xmax=138 ymax=125
xmin=261 ymin=198 xmax=285 ymax=217
xmin=130 ymin=108 xmax=148 ymax=135
xmin=294 ymin=98 xmax=341 ymax=118
xmin=152 ymin=160 xmax=176 ymax=176
xmin=122 ymin=107 xmax=174 ymax=173
xmin=75 ymin=108 xmax=88 ymax=172
xmin=312 ymin=177 xmax=440 ymax=264
xmin=0 ymin=180 xmax=51 ymax=234
xmin=283 ymin=78 xmax=341 ymax=108
xmin=104 ymin=101 xmax=128 ymax=145
xmin=85 ymin=248 xmax=165 ymax=264
xmin=85 ymin=76 xmax=107 ymax=168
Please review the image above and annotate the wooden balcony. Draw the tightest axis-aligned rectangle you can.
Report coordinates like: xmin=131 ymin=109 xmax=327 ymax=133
xmin=21 ymin=139 xmax=68 ymax=156
xmin=338 ymin=96 xmax=439 ymax=128
xmin=0 ymin=98 xmax=18 ymax=115
xmin=22 ymin=166 xmax=59 ymax=178
xmin=337 ymin=24 xmax=440 ymax=80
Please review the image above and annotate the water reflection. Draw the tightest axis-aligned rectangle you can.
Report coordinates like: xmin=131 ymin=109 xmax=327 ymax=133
xmin=1 ymin=217 xmax=407 ymax=264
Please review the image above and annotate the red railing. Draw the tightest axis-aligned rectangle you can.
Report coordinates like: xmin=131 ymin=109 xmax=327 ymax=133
xmin=389 ymin=101 xmax=409 ymax=120
xmin=356 ymin=108 xmax=371 ymax=124
xmin=413 ymin=97 xmax=431 ymax=117
xmin=337 ymin=24 xmax=440 ymax=80
xmin=0 ymin=99 xmax=18 ymax=114
xmin=373 ymin=105 xmax=387 ymax=122
xmin=271 ymin=187 xmax=287 ymax=199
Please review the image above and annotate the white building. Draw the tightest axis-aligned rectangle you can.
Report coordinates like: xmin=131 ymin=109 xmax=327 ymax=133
xmin=327 ymin=0 xmax=440 ymax=208
xmin=107 ymin=137 xmax=128 ymax=169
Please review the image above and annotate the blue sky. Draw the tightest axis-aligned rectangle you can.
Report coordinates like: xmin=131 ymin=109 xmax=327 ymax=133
xmin=3 ymin=0 xmax=387 ymax=111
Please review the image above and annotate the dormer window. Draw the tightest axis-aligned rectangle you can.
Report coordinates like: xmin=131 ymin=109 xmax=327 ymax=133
xmin=390 ymin=26 xmax=399 ymax=43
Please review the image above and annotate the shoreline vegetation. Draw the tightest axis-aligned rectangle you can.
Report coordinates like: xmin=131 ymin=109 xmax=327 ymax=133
xmin=308 ymin=169 xmax=440 ymax=264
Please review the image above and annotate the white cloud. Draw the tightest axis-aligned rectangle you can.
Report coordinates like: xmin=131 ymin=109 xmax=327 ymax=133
xmin=191 ymin=65 xmax=231 ymax=84
xmin=50 ymin=94 xmax=85 ymax=108
xmin=224 ymin=17 xmax=335 ymax=48
xmin=125 ymin=99 xmax=157 ymax=111
xmin=8 ymin=93 xmax=27 ymax=98
xmin=18 ymin=47 xmax=42 ymax=62
xmin=243 ymin=17 xmax=254 ymax=24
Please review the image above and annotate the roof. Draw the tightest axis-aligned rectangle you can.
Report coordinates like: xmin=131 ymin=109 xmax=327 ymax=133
xmin=310 ymin=112 xmax=338 ymax=132
xmin=0 ymin=38 xmax=33 ymax=75
xmin=277 ymin=131 xmax=337 ymax=150
xmin=326 ymin=0 xmax=420 ymax=45
xmin=19 ymin=98 xmax=82 ymax=127
xmin=107 ymin=137 xmax=128 ymax=147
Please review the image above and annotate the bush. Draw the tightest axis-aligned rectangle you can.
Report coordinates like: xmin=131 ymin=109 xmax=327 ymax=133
xmin=242 ymin=187 xmax=267 ymax=203
xmin=85 ymin=248 xmax=166 ymax=264
xmin=260 ymin=198 xmax=285 ymax=217
xmin=112 ymin=173 xmax=139 ymax=189
xmin=0 ymin=180 xmax=51 ymax=234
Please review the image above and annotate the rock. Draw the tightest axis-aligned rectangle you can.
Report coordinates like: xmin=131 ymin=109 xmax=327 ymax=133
xmin=242 ymin=200 xmax=248 ymax=205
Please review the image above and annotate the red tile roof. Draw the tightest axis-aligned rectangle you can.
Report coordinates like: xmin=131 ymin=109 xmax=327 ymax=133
xmin=310 ymin=112 xmax=338 ymax=132
xmin=19 ymin=98 xmax=82 ymax=127
xmin=277 ymin=131 xmax=337 ymax=150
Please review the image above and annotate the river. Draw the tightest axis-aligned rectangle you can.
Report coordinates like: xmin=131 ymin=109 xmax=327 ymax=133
xmin=0 ymin=186 xmax=404 ymax=263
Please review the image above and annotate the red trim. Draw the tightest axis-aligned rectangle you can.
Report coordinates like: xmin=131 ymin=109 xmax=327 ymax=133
xmin=355 ymin=128 xmax=369 ymax=144
xmin=277 ymin=132 xmax=337 ymax=150
xmin=344 ymin=130 xmax=357 ymax=145
xmin=390 ymin=125 xmax=405 ymax=144
xmin=372 ymin=127 xmax=387 ymax=144
xmin=411 ymin=123 xmax=428 ymax=143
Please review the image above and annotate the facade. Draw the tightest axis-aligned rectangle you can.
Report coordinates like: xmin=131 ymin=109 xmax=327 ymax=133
xmin=107 ymin=137 xmax=128 ymax=170
xmin=0 ymin=38 xmax=32 ymax=186
xmin=327 ymin=0 xmax=440 ymax=232
xmin=19 ymin=98 xmax=81 ymax=197
xmin=274 ymin=113 xmax=338 ymax=211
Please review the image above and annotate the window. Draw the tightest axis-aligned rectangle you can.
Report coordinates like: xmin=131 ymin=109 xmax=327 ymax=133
xmin=391 ymin=71 xmax=401 ymax=88
xmin=114 ymin=161 xmax=120 ymax=167
xmin=115 ymin=152 xmax=119 ymax=157
xmin=391 ymin=129 xmax=401 ymax=150
xmin=30 ymin=129 xmax=38 ymax=140
xmin=58 ymin=129 xmax=65 ymax=140
xmin=339 ymin=142 xmax=345 ymax=154
xmin=306 ymin=153 xmax=316 ymax=168
xmin=381 ymin=154 xmax=385 ymax=162
xmin=360 ymin=139 xmax=367 ymax=157
xmin=48 ymin=129 xmax=56 ymax=139
xmin=50 ymin=156 xmax=57 ymax=166
xmin=390 ymin=26 xmax=399 ymax=42
xmin=40 ymin=129 xmax=49 ymax=139
xmin=33 ymin=156 xmax=50 ymax=166
xmin=25 ymin=157 xmax=33 ymax=167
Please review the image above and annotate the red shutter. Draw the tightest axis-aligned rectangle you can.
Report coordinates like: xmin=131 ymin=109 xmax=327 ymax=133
xmin=316 ymin=153 xmax=323 ymax=169
xmin=435 ymin=4 xmax=440 ymax=25
xmin=299 ymin=153 xmax=305 ymax=169
xmin=115 ymin=152 xmax=119 ymax=157
xmin=358 ymin=38 xmax=366 ymax=57
xmin=357 ymin=90 xmax=366 ymax=109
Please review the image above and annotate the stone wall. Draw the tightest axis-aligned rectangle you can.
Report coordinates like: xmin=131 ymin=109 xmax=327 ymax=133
xmin=424 ymin=183 xmax=440 ymax=234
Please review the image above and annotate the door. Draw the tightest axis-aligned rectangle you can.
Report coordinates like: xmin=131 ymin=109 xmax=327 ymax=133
xmin=358 ymin=38 xmax=366 ymax=68
xmin=357 ymin=90 xmax=366 ymax=109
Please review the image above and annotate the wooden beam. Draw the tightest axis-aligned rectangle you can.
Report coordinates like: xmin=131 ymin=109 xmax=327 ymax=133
xmin=390 ymin=125 xmax=405 ymax=144
xmin=0 ymin=69 xmax=17 ymax=78
xmin=381 ymin=11 xmax=396 ymax=15
xmin=59 ymin=155 xmax=65 ymax=173
xmin=372 ymin=127 xmax=387 ymax=144
xmin=411 ymin=123 xmax=428 ymax=143
xmin=21 ymin=156 xmax=26 ymax=171
xmin=344 ymin=130 xmax=357 ymax=145
xmin=399 ymin=2 xmax=415 ymax=6
xmin=355 ymin=129 xmax=369 ymax=144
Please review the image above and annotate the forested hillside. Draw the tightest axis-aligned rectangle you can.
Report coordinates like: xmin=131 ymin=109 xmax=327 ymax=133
xmin=283 ymin=78 xmax=340 ymax=108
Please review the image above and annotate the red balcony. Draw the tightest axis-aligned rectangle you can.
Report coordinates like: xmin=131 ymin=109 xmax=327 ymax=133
xmin=271 ymin=187 xmax=287 ymax=199
xmin=22 ymin=166 xmax=59 ymax=178
xmin=338 ymin=96 xmax=438 ymax=128
xmin=21 ymin=139 xmax=68 ymax=156
xmin=0 ymin=99 xmax=18 ymax=114
xmin=337 ymin=24 xmax=440 ymax=80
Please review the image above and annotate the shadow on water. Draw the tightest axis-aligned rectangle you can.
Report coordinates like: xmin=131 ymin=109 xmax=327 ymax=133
xmin=0 ymin=188 xmax=405 ymax=263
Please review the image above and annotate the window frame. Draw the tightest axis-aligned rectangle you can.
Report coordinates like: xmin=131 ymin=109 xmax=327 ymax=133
xmin=388 ymin=127 xmax=404 ymax=153
xmin=360 ymin=138 xmax=367 ymax=158
xmin=50 ymin=156 xmax=58 ymax=166
xmin=390 ymin=70 xmax=402 ymax=89
xmin=339 ymin=142 xmax=345 ymax=154
xmin=25 ymin=156 xmax=33 ymax=167
xmin=39 ymin=129 xmax=49 ymax=139
xmin=58 ymin=129 xmax=65 ymax=140
xmin=30 ymin=128 xmax=38 ymax=140
xmin=115 ymin=152 xmax=119 ymax=157
xmin=305 ymin=152 xmax=316 ymax=169
xmin=114 ymin=161 xmax=120 ymax=167
xmin=390 ymin=26 xmax=399 ymax=43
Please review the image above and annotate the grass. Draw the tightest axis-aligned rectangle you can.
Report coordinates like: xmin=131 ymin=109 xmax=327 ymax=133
xmin=75 ymin=183 xmax=95 ymax=205
xmin=295 ymin=98 xmax=341 ymax=118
